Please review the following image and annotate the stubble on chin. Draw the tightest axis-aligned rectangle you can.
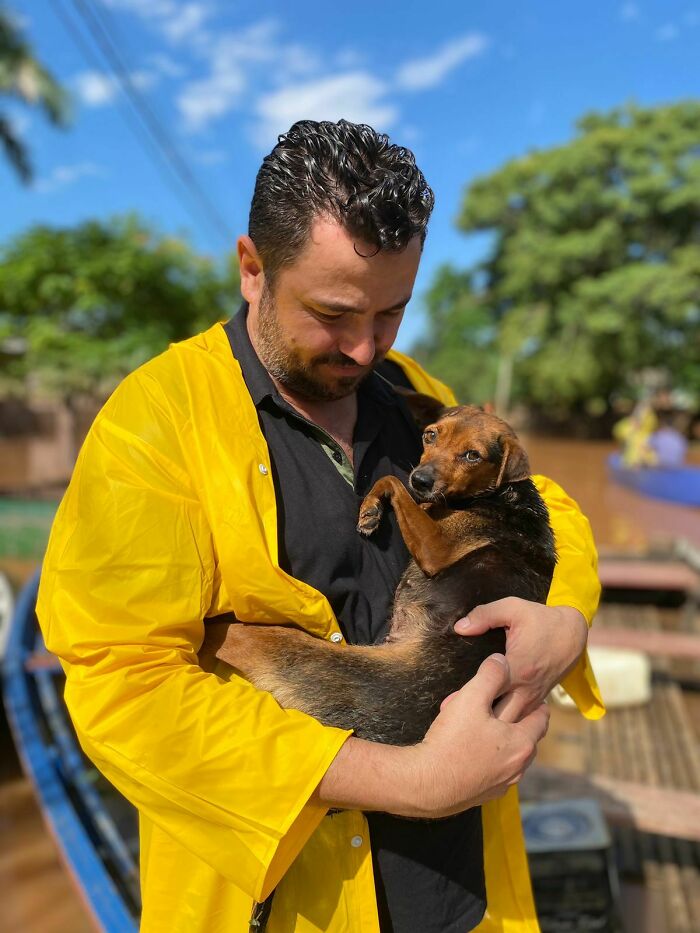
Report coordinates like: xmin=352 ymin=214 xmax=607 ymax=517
xmin=255 ymin=289 xmax=372 ymax=401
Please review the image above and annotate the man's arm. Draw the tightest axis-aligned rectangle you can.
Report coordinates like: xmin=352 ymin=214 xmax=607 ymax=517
xmin=37 ymin=369 xmax=350 ymax=903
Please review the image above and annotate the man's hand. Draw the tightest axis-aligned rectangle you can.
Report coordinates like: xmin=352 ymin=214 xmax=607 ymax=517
xmin=316 ymin=654 xmax=550 ymax=819
xmin=454 ymin=598 xmax=589 ymax=724
xmin=414 ymin=654 xmax=550 ymax=816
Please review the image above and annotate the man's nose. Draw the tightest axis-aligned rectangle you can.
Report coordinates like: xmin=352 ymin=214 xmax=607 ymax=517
xmin=338 ymin=324 xmax=376 ymax=366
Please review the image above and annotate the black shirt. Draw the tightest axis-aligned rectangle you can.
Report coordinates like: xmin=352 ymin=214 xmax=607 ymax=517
xmin=224 ymin=306 xmax=486 ymax=933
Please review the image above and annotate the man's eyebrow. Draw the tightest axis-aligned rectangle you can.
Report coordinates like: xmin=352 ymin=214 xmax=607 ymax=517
xmin=309 ymin=295 xmax=413 ymax=315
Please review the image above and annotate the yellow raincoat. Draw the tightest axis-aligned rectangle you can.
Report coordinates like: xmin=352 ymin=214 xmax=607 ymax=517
xmin=37 ymin=322 xmax=604 ymax=933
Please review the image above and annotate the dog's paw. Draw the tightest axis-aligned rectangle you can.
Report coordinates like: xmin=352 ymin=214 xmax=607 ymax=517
xmin=357 ymin=502 xmax=383 ymax=536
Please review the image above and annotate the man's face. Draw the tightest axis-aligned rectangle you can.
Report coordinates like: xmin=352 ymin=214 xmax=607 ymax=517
xmin=243 ymin=217 xmax=422 ymax=402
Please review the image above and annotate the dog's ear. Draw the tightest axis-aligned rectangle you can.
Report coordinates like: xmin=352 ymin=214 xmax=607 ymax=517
xmin=394 ymin=386 xmax=446 ymax=429
xmin=496 ymin=435 xmax=530 ymax=486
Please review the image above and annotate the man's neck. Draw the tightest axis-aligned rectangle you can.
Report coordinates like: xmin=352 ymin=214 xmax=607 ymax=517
xmin=245 ymin=307 xmax=359 ymax=459
xmin=273 ymin=379 xmax=358 ymax=462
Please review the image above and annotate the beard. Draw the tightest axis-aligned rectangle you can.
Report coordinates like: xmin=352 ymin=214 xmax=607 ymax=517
xmin=255 ymin=285 xmax=381 ymax=402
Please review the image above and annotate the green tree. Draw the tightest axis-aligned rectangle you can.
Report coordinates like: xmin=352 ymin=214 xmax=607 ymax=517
xmin=0 ymin=4 xmax=69 ymax=181
xmin=417 ymin=102 xmax=700 ymax=425
xmin=0 ymin=215 xmax=241 ymax=402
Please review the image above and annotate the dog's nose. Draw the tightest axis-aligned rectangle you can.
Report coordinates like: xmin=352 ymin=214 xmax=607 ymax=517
xmin=410 ymin=467 xmax=435 ymax=494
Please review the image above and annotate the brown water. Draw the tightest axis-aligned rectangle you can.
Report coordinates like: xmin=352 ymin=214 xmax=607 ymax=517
xmin=524 ymin=437 xmax=700 ymax=554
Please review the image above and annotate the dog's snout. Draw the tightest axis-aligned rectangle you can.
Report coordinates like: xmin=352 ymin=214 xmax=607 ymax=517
xmin=410 ymin=467 xmax=435 ymax=495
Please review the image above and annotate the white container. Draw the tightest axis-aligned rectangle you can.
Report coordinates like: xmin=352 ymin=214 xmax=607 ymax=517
xmin=551 ymin=646 xmax=652 ymax=709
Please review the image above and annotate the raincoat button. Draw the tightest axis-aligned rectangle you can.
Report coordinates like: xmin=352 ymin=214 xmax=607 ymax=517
xmin=350 ymin=835 xmax=363 ymax=848
xmin=330 ymin=632 xmax=343 ymax=643
xmin=258 ymin=464 xmax=268 ymax=475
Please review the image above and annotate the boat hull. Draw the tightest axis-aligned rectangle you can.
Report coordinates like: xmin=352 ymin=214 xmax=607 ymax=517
xmin=608 ymin=454 xmax=700 ymax=508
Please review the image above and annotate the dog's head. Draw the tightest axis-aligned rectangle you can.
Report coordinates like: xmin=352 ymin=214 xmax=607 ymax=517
xmin=399 ymin=391 xmax=530 ymax=502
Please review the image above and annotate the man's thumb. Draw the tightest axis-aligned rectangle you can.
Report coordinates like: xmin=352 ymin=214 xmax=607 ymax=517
xmin=468 ymin=653 xmax=510 ymax=708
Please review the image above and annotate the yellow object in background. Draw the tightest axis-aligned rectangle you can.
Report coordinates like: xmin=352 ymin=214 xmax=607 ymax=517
xmin=613 ymin=401 xmax=658 ymax=468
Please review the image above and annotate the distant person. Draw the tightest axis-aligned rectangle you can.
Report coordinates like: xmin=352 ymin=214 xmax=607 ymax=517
xmin=613 ymin=400 xmax=657 ymax=468
xmin=649 ymin=415 xmax=688 ymax=468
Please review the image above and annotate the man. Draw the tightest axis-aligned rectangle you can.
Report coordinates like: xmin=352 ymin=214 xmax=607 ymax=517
xmin=37 ymin=120 xmax=604 ymax=933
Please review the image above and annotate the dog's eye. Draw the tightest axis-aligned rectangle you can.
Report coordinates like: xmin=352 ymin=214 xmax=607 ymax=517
xmin=422 ymin=429 xmax=437 ymax=444
xmin=462 ymin=450 xmax=482 ymax=462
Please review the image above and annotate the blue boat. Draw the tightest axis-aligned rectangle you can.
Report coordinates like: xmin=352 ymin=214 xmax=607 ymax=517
xmin=1 ymin=569 xmax=140 ymax=932
xmin=608 ymin=454 xmax=700 ymax=508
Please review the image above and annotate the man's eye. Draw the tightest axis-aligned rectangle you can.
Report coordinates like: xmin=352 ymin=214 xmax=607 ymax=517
xmin=423 ymin=430 xmax=437 ymax=444
xmin=462 ymin=450 xmax=482 ymax=462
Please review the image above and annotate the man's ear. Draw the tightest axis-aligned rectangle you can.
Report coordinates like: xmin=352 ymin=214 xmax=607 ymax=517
xmin=496 ymin=435 xmax=530 ymax=486
xmin=394 ymin=386 xmax=446 ymax=429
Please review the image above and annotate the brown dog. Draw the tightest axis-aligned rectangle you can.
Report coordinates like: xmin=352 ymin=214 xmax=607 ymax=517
xmin=200 ymin=396 xmax=557 ymax=745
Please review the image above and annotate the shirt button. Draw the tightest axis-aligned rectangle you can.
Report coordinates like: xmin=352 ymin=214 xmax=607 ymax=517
xmin=330 ymin=632 xmax=343 ymax=643
xmin=350 ymin=835 xmax=363 ymax=848
xmin=258 ymin=463 xmax=268 ymax=475
xmin=332 ymin=450 xmax=343 ymax=464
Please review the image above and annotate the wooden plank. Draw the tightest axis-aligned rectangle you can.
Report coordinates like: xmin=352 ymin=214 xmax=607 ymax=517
xmin=588 ymin=627 xmax=700 ymax=661
xmin=523 ymin=766 xmax=700 ymax=842
xmin=598 ymin=559 xmax=700 ymax=592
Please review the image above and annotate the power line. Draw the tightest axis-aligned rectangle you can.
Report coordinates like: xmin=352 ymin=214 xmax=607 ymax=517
xmin=48 ymin=0 xmax=233 ymax=248
xmin=73 ymin=0 xmax=233 ymax=246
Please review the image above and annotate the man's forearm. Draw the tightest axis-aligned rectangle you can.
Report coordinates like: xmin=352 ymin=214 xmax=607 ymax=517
xmin=313 ymin=736 xmax=427 ymax=817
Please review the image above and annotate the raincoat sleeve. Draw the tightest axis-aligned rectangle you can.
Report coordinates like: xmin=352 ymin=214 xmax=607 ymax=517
xmin=532 ymin=474 xmax=605 ymax=719
xmin=36 ymin=367 xmax=352 ymax=902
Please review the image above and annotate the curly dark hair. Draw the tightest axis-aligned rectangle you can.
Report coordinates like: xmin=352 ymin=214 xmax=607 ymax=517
xmin=248 ymin=119 xmax=434 ymax=282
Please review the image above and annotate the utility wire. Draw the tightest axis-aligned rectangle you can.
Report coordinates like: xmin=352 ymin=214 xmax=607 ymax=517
xmin=48 ymin=0 xmax=233 ymax=248
xmin=73 ymin=0 xmax=233 ymax=246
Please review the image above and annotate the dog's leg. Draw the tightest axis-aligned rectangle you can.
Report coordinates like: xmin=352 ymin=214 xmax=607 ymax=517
xmin=358 ymin=475 xmax=492 ymax=577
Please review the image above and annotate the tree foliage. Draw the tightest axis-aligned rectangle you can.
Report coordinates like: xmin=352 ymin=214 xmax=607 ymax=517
xmin=0 ymin=215 xmax=241 ymax=400
xmin=415 ymin=102 xmax=700 ymax=423
xmin=0 ymin=5 xmax=69 ymax=181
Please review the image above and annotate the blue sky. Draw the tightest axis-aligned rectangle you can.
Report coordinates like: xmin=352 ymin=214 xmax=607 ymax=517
xmin=2 ymin=0 xmax=699 ymax=350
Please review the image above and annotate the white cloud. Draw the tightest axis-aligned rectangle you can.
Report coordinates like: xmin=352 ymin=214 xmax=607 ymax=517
xmin=177 ymin=20 xmax=323 ymax=132
xmin=34 ymin=162 xmax=106 ymax=193
xmin=178 ymin=70 xmax=245 ymax=131
xmin=656 ymin=22 xmax=679 ymax=40
xmin=72 ymin=67 xmax=159 ymax=107
xmin=73 ymin=71 xmax=118 ymax=107
xmin=620 ymin=3 xmax=640 ymax=22
xmin=253 ymin=72 xmax=396 ymax=149
xmin=335 ymin=48 xmax=364 ymax=69
xmin=396 ymin=33 xmax=488 ymax=91
xmin=104 ymin=0 xmax=212 ymax=49
xmin=148 ymin=52 xmax=186 ymax=78
xmin=130 ymin=69 xmax=159 ymax=91
xmin=161 ymin=2 xmax=211 ymax=43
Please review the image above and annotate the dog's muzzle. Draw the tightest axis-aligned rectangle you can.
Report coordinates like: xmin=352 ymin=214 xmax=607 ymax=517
xmin=409 ymin=466 xmax=436 ymax=496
